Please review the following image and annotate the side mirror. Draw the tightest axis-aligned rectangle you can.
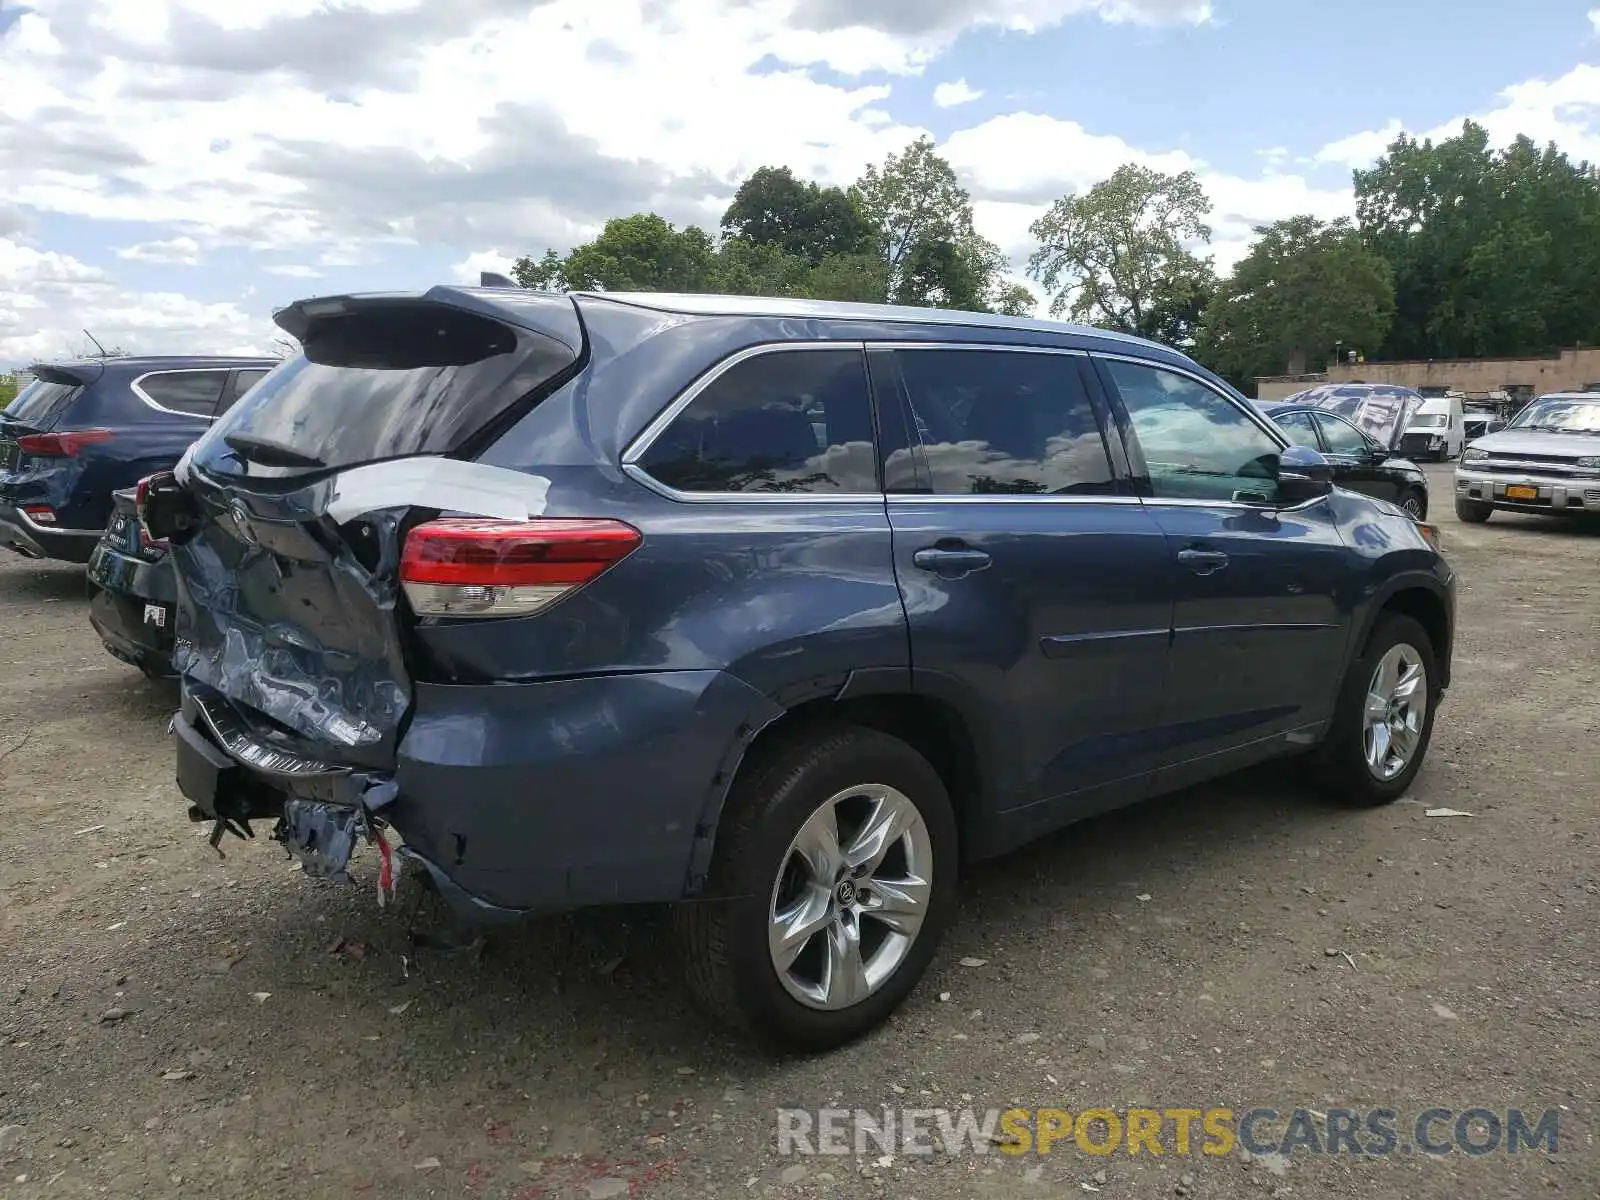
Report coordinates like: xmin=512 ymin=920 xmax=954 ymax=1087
xmin=1274 ymin=443 xmax=1334 ymax=505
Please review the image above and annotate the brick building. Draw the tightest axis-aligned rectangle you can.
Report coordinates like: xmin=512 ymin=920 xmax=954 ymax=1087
xmin=1256 ymin=347 xmax=1600 ymax=402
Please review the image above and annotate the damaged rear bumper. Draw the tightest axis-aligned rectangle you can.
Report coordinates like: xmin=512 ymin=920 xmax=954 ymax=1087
xmin=171 ymin=669 xmax=781 ymax=923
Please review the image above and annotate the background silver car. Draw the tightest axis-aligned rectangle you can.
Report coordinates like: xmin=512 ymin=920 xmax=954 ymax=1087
xmin=1455 ymin=392 xmax=1600 ymax=522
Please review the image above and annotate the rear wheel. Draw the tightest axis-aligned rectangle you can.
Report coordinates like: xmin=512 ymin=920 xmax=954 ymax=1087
xmin=1455 ymin=497 xmax=1492 ymax=523
xmin=673 ymin=725 xmax=957 ymax=1052
xmin=1400 ymin=489 xmax=1428 ymax=520
xmin=1313 ymin=613 xmax=1438 ymax=807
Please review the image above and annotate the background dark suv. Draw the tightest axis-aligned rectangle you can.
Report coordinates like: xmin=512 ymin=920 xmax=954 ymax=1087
xmin=0 ymin=355 xmax=274 ymax=564
xmin=147 ymin=289 xmax=1454 ymax=1051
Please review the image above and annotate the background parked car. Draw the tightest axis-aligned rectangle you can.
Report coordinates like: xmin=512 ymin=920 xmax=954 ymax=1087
xmin=1400 ymin=395 xmax=1464 ymax=461
xmin=0 ymin=356 xmax=274 ymax=564
xmin=144 ymin=288 xmax=1454 ymax=1052
xmin=87 ymin=486 xmax=174 ymax=677
xmin=1455 ymin=391 xmax=1600 ymax=522
xmin=1260 ymin=389 xmax=1431 ymax=519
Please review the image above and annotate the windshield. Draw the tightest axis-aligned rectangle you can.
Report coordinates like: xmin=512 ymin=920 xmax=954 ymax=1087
xmin=191 ymin=303 xmax=577 ymax=475
xmin=2 ymin=378 xmax=82 ymax=428
xmin=1508 ymin=398 xmax=1600 ymax=433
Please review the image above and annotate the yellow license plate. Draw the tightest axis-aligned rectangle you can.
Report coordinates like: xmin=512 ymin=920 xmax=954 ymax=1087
xmin=1505 ymin=484 xmax=1538 ymax=501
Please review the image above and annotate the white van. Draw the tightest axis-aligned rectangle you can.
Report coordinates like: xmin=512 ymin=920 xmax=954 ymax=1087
xmin=1400 ymin=395 xmax=1464 ymax=461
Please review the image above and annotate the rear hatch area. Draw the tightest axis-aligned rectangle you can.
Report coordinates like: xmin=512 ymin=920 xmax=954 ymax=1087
xmin=158 ymin=290 xmax=585 ymax=774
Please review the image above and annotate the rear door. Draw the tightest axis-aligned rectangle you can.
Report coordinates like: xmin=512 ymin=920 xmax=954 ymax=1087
xmin=871 ymin=343 xmax=1173 ymax=820
xmin=166 ymin=296 xmax=581 ymax=769
xmin=1094 ymin=355 xmax=1349 ymax=785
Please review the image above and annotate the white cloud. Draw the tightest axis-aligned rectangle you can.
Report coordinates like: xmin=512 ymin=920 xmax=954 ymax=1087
xmin=1590 ymin=7 xmax=1600 ymax=35
xmin=1313 ymin=119 xmax=1403 ymax=170
xmin=453 ymin=250 xmax=519 ymax=284
xmin=117 ymin=235 xmax=202 ymax=264
xmin=933 ymin=78 xmax=983 ymax=107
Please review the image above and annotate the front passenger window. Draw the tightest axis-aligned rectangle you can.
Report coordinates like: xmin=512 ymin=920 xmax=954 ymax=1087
xmin=1101 ymin=360 xmax=1281 ymax=504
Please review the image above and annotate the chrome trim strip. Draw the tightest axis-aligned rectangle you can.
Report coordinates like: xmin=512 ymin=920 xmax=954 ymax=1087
xmin=11 ymin=508 xmax=102 ymax=536
xmin=193 ymin=695 xmax=345 ymax=778
xmin=886 ymin=493 xmax=1142 ymax=506
xmin=620 ymin=462 xmax=883 ymax=505
xmin=1041 ymin=628 xmax=1168 ymax=658
xmin=861 ymin=341 xmax=1088 ymax=357
xmin=129 ymin=369 xmax=229 ymax=421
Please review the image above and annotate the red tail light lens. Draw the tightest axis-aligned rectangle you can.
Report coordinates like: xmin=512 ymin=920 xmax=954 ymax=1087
xmin=17 ymin=429 xmax=114 ymax=457
xmin=22 ymin=505 xmax=56 ymax=525
xmin=400 ymin=518 xmax=642 ymax=618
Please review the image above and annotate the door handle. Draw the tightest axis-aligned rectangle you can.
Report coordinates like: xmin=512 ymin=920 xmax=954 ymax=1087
xmin=1177 ymin=548 xmax=1229 ymax=576
xmin=913 ymin=545 xmax=992 ymax=577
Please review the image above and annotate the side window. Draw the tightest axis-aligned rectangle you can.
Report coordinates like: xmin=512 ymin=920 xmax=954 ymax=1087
xmin=1101 ymin=359 xmax=1281 ymax=503
xmin=136 ymin=370 xmax=227 ymax=418
xmin=890 ymin=348 xmax=1116 ymax=496
xmin=219 ymin=369 xmax=271 ymax=415
xmin=1271 ymin=410 xmax=1320 ymax=447
xmin=1314 ymin=413 xmax=1370 ymax=456
xmin=636 ymin=348 xmax=877 ymax=494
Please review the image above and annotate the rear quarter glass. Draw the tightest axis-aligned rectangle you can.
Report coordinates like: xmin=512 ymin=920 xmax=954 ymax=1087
xmin=3 ymin=378 xmax=85 ymax=429
xmin=189 ymin=302 xmax=579 ymax=475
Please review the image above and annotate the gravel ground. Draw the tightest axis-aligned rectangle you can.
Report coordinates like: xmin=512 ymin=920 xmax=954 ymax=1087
xmin=2 ymin=463 xmax=1596 ymax=1199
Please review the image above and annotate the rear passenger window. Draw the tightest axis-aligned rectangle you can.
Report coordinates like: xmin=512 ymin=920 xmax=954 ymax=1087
xmin=217 ymin=369 xmax=271 ymax=415
xmin=136 ymin=370 xmax=227 ymax=418
xmin=637 ymin=349 xmax=877 ymax=494
xmin=889 ymin=348 xmax=1115 ymax=495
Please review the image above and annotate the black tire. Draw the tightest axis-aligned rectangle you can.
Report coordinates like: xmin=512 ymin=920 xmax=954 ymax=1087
xmin=672 ymin=724 xmax=958 ymax=1052
xmin=1312 ymin=613 xmax=1439 ymax=807
xmin=1400 ymin=489 xmax=1428 ymax=521
xmin=1455 ymin=497 xmax=1492 ymax=523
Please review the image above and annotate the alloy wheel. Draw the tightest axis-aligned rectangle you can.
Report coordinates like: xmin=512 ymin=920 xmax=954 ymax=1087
xmin=1363 ymin=642 xmax=1429 ymax=781
xmin=768 ymin=784 xmax=933 ymax=1011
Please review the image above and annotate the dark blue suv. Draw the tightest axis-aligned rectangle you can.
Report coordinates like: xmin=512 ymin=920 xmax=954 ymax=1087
xmin=142 ymin=289 xmax=1455 ymax=1050
xmin=0 ymin=356 xmax=274 ymax=564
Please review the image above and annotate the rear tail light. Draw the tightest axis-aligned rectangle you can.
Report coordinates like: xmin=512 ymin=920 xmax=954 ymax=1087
xmin=22 ymin=504 xmax=56 ymax=525
xmin=133 ymin=476 xmax=168 ymax=550
xmin=16 ymin=429 xmax=114 ymax=457
xmin=400 ymin=518 xmax=642 ymax=618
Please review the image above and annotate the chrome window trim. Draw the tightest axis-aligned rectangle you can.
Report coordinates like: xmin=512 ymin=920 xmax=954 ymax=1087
xmin=862 ymin=341 xmax=1088 ymax=358
xmin=130 ymin=368 xmax=231 ymax=421
xmin=886 ymin=493 xmax=1142 ymax=507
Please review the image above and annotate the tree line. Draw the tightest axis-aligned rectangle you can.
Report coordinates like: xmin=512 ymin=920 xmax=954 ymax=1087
xmin=514 ymin=120 xmax=1600 ymax=394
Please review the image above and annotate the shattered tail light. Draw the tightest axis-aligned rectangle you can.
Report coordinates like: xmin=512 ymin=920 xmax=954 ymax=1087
xmin=16 ymin=429 xmax=114 ymax=457
xmin=399 ymin=518 xmax=642 ymax=618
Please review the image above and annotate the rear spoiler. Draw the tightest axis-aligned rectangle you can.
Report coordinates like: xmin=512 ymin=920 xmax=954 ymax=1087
xmin=31 ymin=363 xmax=104 ymax=387
xmin=272 ymin=285 xmax=583 ymax=354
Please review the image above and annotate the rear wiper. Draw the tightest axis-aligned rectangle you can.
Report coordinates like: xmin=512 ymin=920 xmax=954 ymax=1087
xmin=223 ymin=434 xmax=326 ymax=469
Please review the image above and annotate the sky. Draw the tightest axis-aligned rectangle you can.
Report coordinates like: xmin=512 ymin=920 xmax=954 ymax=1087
xmin=2 ymin=0 xmax=1599 ymax=367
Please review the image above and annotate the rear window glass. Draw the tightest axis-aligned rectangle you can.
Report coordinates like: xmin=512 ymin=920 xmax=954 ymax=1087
xmin=136 ymin=370 xmax=227 ymax=418
xmin=3 ymin=378 xmax=83 ymax=427
xmin=194 ymin=305 xmax=576 ymax=474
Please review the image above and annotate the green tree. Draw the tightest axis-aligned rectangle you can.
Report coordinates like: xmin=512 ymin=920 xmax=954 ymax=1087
xmin=721 ymin=166 xmax=875 ymax=264
xmin=0 ymin=375 xmax=16 ymax=409
xmin=716 ymin=238 xmax=812 ymax=297
xmin=1196 ymin=216 xmax=1395 ymax=384
xmin=512 ymin=248 xmax=567 ymax=291
xmin=854 ymin=137 xmax=986 ymax=304
xmin=990 ymin=282 xmax=1037 ymax=318
xmin=1355 ymin=120 xmax=1600 ymax=358
xmin=1027 ymin=164 xmax=1215 ymax=345
xmin=804 ymin=252 xmax=890 ymax=303
xmin=513 ymin=215 xmax=721 ymax=294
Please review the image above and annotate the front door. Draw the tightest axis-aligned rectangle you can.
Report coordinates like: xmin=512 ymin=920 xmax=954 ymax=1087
xmin=1093 ymin=356 xmax=1350 ymax=788
xmin=870 ymin=344 xmax=1173 ymax=829
xmin=1313 ymin=411 xmax=1401 ymax=503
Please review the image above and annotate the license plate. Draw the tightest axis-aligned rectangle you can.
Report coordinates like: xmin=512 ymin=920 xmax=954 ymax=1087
xmin=143 ymin=604 xmax=167 ymax=628
xmin=1506 ymin=484 xmax=1538 ymax=501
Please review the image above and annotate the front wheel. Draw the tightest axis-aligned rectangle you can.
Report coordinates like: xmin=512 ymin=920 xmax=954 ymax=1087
xmin=1401 ymin=489 xmax=1428 ymax=521
xmin=1312 ymin=613 xmax=1438 ymax=807
xmin=1455 ymin=497 xmax=1492 ymax=523
xmin=673 ymin=725 xmax=958 ymax=1052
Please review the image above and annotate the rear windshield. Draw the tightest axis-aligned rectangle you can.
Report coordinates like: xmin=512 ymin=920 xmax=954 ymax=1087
xmin=2 ymin=378 xmax=83 ymax=428
xmin=192 ymin=303 xmax=577 ymax=474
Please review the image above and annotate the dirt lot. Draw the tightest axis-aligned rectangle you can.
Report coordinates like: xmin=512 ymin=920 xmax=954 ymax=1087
xmin=2 ymin=463 xmax=1597 ymax=1199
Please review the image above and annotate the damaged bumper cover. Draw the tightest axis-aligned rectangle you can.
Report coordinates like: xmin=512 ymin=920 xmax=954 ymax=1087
xmin=170 ymin=668 xmax=783 ymax=924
